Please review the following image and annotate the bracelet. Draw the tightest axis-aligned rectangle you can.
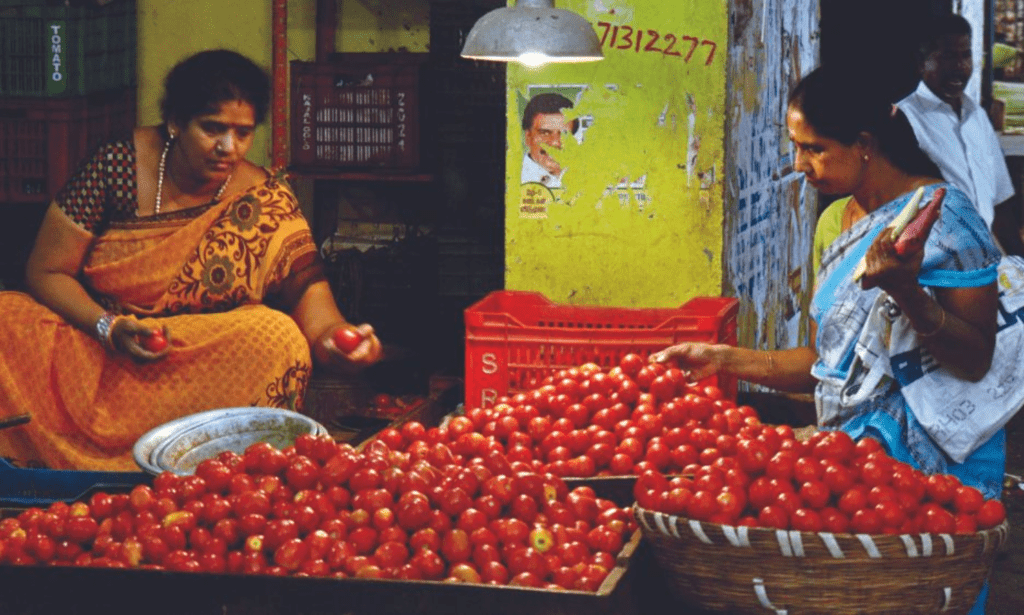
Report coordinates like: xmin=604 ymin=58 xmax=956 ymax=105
xmin=916 ymin=305 xmax=947 ymax=338
xmin=95 ymin=312 xmax=120 ymax=349
xmin=764 ymin=351 xmax=776 ymax=376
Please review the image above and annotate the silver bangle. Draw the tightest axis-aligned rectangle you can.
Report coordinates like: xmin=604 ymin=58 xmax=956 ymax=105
xmin=95 ymin=312 xmax=118 ymax=349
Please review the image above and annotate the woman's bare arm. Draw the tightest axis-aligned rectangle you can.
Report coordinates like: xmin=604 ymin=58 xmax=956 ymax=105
xmin=24 ymin=202 xmax=105 ymax=332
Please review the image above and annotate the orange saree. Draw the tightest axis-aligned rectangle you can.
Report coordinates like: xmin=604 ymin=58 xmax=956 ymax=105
xmin=0 ymin=173 xmax=317 ymax=470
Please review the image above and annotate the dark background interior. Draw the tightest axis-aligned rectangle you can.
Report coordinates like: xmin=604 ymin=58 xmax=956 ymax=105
xmin=820 ymin=0 xmax=955 ymax=104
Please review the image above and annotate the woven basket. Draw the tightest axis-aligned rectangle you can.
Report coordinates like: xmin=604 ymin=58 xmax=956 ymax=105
xmin=634 ymin=504 xmax=1009 ymax=615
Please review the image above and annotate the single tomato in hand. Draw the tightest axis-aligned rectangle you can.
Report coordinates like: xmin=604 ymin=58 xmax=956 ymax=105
xmin=333 ymin=327 xmax=364 ymax=353
xmin=140 ymin=329 xmax=168 ymax=352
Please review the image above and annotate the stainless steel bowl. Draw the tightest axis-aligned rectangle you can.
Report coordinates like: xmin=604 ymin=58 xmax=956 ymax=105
xmin=133 ymin=407 xmax=328 ymax=475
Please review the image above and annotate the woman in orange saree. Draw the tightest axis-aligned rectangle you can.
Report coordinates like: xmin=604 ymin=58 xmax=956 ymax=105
xmin=0 ymin=50 xmax=381 ymax=470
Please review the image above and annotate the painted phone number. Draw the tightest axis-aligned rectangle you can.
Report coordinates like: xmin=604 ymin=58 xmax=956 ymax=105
xmin=596 ymin=22 xmax=717 ymax=65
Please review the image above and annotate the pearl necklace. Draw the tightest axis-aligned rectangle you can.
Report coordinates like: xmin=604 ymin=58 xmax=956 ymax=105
xmin=155 ymin=137 xmax=233 ymax=214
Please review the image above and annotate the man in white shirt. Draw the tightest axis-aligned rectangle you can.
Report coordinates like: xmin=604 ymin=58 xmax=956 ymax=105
xmin=897 ymin=13 xmax=1024 ymax=255
xmin=520 ymin=93 xmax=573 ymax=189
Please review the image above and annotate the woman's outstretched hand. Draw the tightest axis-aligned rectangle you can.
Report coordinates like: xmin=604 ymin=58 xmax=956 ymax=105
xmin=649 ymin=342 xmax=725 ymax=382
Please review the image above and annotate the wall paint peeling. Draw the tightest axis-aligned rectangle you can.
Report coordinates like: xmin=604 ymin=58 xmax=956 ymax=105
xmin=723 ymin=0 xmax=819 ymax=365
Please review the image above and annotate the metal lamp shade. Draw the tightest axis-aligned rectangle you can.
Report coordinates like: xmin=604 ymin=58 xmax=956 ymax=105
xmin=460 ymin=0 xmax=604 ymax=65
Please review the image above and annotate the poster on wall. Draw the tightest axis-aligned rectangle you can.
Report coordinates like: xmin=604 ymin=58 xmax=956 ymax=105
xmin=517 ymin=85 xmax=591 ymax=218
xmin=505 ymin=0 xmax=728 ymax=307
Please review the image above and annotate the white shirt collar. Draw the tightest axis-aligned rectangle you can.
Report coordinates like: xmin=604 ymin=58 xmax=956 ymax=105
xmin=913 ymin=80 xmax=978 ymax=118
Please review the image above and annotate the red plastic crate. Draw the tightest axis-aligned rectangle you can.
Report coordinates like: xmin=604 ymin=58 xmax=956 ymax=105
xmin=290 ymin=53 xmax=424 ymax=170
xmin=0 ymin=87 xmax=136 ymax=202
xmin=464 ymin=291 xmax=739 ymax=409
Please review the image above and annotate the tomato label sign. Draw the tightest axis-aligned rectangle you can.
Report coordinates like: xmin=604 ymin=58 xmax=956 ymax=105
xmin=46 ymin=22 xmax=67 ymax=95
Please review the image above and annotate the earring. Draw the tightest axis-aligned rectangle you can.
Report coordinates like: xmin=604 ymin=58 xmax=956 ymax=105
xmin=862 ymin=155 xmax=869 ymax=162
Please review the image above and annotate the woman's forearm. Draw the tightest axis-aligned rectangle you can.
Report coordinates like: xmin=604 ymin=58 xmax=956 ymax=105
xmin=717 ymin=345 xmax=820 ymax=393
xmin=23 ymin=203 xmax=106 ymax=336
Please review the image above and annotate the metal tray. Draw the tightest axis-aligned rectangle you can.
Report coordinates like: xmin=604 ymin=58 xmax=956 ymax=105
xmin=133 ymin=407 xmax=327 ymax=475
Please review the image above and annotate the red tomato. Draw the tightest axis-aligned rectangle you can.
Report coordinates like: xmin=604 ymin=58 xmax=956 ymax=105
xmin=975 ymin=499 xmax=1006 ymax=530
xmin=812 ymin=430 xmax=855 ymax=462
xmin=922 ymin=505 xmax=956 ymax=534
xmin=954 ymin=512 xmax=978 ymax=534
xmin=374 ymin=427 xmax=404 ymax=451
xmin=890 ymin=467 xmax=926 ymax=504
xmin=821 ymin=461 xmax=855 ymax=496
xmin=140 ymin=329 xmax=168 ymax=352
xmin=441 ymin=528 xmax=472 ymax=564
xmin=819 ymin=507 xmax=849 ymax=533
xmin=253 ymin=447 xmax=288 ymax=477
xmin=348 ymin=527 xmax=378 ymax=555
xmin=648 ymin=375 xmax=676 ymax=403
xmin=867 ymin=485 xmax=898 ymax=507
xmin=735 ymin=438 xmax=770 ymax=474
xmin=332 ymin=327 xmax=364 ymax=352
xmin=273 ymin=537 xmax=309 ymax=571
xmin=715 ymin=489 xmax=746 ymax=522
xmin=858 ymin=459 xmax=891 ymax=487
xmin=952 ymin=486 xmax=984 ymax=515
xmin=765 ymin=451 xmax=797 ymax=482
xmin=854 ymin=436 xmax=884 ymax=457
xmin=790 ymin=508 xmax=823 ymax=532
xmin=793 ymin=456 xmax=824 ymax=483
xmin=194 ymin=460 xmax=233 ymax=495
xmin=874 ymin=500 xmax=907 ymax=529
xmin=774 ymin=491 xmax=802 ymax=517
xmin=799 ymin=480 xmax=831 ymax=510
xmin=745 ymin=476 xmax=776 ymax=510
xmin=757 ymin=505 xmax=789 ymax=530
xmin=374 ymin=541 xmax=410 ymax=568
xmin=263 ymin=518 xmax=299 ymax=551
xmin=837 ymin=485 xmax=869 ymax=517
xmin=619 ymin=353 xmax=646 ymax=377
xmin=924 ymin=474 xmax=958 ymax=505
xmin=687 ymin=491 xmax=719 ymax=521
xmin=850 ymin=508 xmax=883 ymax=534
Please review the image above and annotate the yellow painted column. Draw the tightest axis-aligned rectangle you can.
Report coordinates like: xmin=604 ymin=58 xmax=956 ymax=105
xmin=505 ymin=0 xmax=728 ymax=308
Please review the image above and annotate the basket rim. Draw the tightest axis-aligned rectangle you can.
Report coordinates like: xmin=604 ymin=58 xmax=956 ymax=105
xmin=632 ymin=502 xmax=1010 ymax=556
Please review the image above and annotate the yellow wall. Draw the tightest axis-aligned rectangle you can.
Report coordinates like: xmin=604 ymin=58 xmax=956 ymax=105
xmin=136 ymin=0 xmax=429 ymax=167
xmin=505 ymin=0 xmax=728 ymax=307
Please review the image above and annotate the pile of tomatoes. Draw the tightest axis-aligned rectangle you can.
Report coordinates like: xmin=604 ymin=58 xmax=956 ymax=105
xmin=368 ymin=353 xmax=1006 ymax=536
xmin=634 ymin=429 xmax=1006 ymax=534
xmin=373 ymin=355 xmax=749 ymax=479
xmin=0 ymin=434 xmax=634 ymax=591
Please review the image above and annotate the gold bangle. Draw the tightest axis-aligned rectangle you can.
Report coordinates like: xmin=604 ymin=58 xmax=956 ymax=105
xmin=764 ymin=351 xmax=776 ymax=376
xmin=917 ymin=305 xmax=946 ymax=338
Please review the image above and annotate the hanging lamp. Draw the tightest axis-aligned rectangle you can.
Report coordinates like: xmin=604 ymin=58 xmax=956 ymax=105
xmin=460 ymin=0 xmax=604 ymax=67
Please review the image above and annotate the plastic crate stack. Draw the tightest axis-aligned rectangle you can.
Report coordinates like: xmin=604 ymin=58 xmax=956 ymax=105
xmin=0 ymin=0 xmax=136 ymax=288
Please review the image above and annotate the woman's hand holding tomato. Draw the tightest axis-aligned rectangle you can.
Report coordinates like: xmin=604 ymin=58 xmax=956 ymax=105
xmin=317 ymin=323 xmax=383 ymax=373
xmin=648 ymin=343 xmax=726 ymax=382
xmin=109 ymin=318 xmax=172 ymax=363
